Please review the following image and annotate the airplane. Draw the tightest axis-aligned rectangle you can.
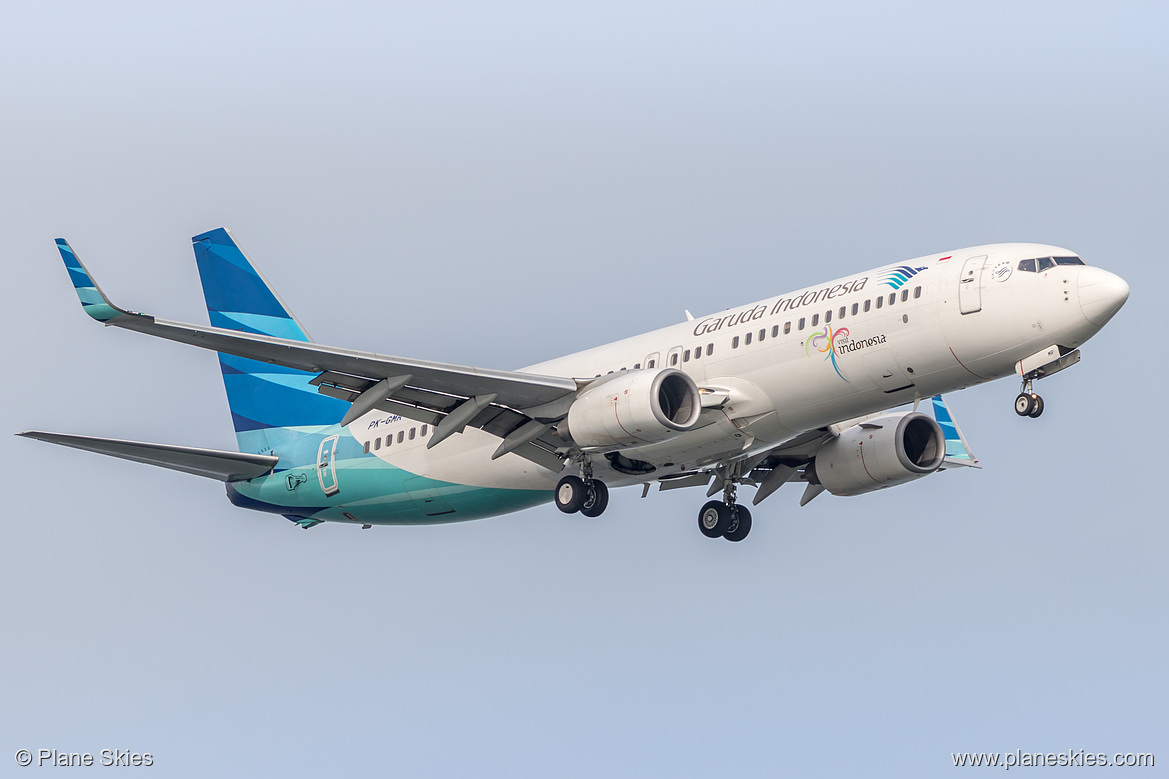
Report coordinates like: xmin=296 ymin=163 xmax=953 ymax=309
xmin=20 ymin=229 xmax=1129 ymax=541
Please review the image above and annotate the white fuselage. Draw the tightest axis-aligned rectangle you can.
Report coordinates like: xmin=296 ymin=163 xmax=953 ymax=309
xmin=349 ymin=243 xmax=1125 ymax=491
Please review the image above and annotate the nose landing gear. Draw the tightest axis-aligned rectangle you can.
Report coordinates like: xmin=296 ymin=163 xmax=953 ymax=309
xmin=1014 ymin=378 xmax=1045 ymax=418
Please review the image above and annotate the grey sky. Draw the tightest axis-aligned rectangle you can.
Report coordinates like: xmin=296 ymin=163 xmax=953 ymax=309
xmin=2 ymin=2 xmax=1165 ymax=776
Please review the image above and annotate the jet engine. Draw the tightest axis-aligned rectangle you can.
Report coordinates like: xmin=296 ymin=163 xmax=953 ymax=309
xmin=563 ymin=368 xmax=702 ymax=449
xmin=808 ymin=411 xmax=945 ymax=496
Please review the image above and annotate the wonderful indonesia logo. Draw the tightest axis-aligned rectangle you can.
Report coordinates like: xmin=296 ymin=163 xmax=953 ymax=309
xmin=805 ymin=326 xmax=888 ymax=381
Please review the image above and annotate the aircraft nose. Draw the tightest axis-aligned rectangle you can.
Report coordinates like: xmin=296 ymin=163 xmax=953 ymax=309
xmin=1077 ymin=267 xmax=1130 ymax=327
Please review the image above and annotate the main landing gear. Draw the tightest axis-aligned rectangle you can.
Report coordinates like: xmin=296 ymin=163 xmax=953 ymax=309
xmin=555 ymin=462 xmax=609 ymax=518
xmin=697 ymin=479 xmax=752 ymax=542
xmin=1014 ymin=378 xmax=1045 ymax=418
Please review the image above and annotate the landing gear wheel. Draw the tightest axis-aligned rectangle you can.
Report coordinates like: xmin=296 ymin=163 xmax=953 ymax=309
xmin=1028 ymin=394 xmax=1044 ymax=418
xmin=724 ymin=504 xmax=752 ymax=542
xmin=698 ymin=500 xmax=732 ymax=538
xmin=580 ymin=480 xmax=609 ymax=517
xmin=1014 ymin=393 xmax=1036 ymax=416
xmin=555 ymin=475 xmax=586 ymax=513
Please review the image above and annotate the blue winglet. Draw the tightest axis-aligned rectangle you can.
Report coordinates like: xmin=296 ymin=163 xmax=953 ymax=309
xmin=55 ymin=238 xmax=128 ymax=323
xmin=931 ymin=395 xmax=981 ymax=469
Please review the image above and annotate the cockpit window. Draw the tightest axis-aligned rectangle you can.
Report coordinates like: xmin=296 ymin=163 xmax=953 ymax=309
xmin=1018 ymin=255 xmax=1085 ymax=273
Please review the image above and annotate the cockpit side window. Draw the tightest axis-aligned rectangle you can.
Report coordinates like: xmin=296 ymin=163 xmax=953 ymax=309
xmin=1054 ymin=256 xmax=1085 ymax=266
xmin=1037 ymin=256 xmax=1055 ymax=271
xmin=1018 ymin=258 xmax=1036 ymax=272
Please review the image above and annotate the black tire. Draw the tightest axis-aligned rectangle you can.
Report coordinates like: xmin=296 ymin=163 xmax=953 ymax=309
xmin=1028 ymin=394 xmax=1045 ymax=418
xmin=724 ymin=504 xmax=752 ymax=542
xmin=555 ymin=475 xmax=586 ymax=513
xmin=580 ymin=480 xmax=610 ymax=517
xmin=698 ymin=500 xmax=732 ymax=538
xmin=1014 ymin=393 xmax=1035 ymax=416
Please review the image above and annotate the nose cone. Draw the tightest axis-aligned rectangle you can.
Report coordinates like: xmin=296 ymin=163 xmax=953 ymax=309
xmin=1078 ymin=267 xmax=1130 ymax=327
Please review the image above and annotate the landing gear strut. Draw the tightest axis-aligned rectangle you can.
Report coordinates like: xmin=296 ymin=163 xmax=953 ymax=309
xmin=696 ymin=469 xmax=753 ymax=541
xmin=1014 ymin=377 xmax=1044 ymax=418
xmin=555 ymin=460 xmax=609 ymax=517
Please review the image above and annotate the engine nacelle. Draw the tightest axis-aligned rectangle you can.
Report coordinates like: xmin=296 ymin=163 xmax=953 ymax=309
xmin=564 ymin=368 xmax=701 ymax=449
xmin=809 ymin=411 xmax=945 ymax=497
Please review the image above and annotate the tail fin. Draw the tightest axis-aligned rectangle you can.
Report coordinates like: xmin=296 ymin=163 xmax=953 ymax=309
xmin=192 ymin=228 xmax=347 ymax=453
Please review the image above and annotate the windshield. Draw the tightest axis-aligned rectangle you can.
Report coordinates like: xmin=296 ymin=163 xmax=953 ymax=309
xmin=1018 ymin=255 xmax=1085 ymax=272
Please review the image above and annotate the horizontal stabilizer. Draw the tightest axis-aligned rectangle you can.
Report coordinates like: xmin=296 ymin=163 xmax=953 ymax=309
xmin=18 ymin=432 xmax=278 ymax=482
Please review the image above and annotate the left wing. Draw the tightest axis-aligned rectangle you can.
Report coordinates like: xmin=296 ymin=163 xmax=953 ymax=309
xmin=647 ymin=394 xmax=981 ymax=504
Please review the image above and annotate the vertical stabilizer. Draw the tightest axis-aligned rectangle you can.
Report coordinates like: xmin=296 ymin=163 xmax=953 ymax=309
xmin=192 ymin=228 xmax=347 ymax=453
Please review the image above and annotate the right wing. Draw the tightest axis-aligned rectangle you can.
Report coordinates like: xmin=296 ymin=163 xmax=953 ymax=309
xmin=55 ymin=239 xmax=576 ymax=470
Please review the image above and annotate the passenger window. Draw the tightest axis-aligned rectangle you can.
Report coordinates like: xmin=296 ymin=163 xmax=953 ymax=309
xmin=811 ymin=314 xmax=819 ymax=326
xmin=839 ymin=306 xmax=846 ymax=319
xmin=397 ymin=431 xmax=404 ymax=443
xmin=706 ymin=343 xmax=713 ymax=356
xmin=888 ymin=293 xmax=896 ymax=306
xmin=864 ymin=299 xmax=871 ymax=312
xmin=732 ymin=336 xmax=740 ymax=348
xmin=670 ymin=353 xmax=678 ymax=365
xmin=385 ymin=434 xmax=392 ymax=447
xmin=876 ymin=297 xmax=883 ymax=309
xmin=771 ymin=325 xmax=779 ymax=338
xmin=851 ymin=303 xmax=859 ymax=316
xmin=363 ymin=440 xmax=371 ymax=454
xmin=421 ymin=425 xmax=427 ymax=436
xmin=409 ymin=428 xmax=416 ymax=440
xmin=634 ymin=363 xmax=641 ymax=370
xmin=1018 ymin=258 xmax=1036 ymax=272
xmin=759 ymin=328 xmax=766 ymax=342
xmin=683 ymin=349 xmax=691 ymax=362
xmin=1038 ymin=256 xmax=1055 ymax=271
xmin=744 ymin=332 xmax=752 ymax=345
xmin=901 ymin=289 xmax=909 ymax=302
xmin=374 ymin=437 xmax=381 ymax=450
xmin=647 ymin=359 xmax=656 ymax=368
xmin=798 ymin=317 xmax=805 ymax=330
xmin=914 ymin=286 xmax=922 ymax=299
xmin=825 ymin=310 xmax=832 ymax=323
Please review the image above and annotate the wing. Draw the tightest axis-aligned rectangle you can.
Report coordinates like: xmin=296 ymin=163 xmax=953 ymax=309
xmin=644 ymin=394 xmax=981 ymax=504
xmin=55 ymin=239 xmax=576 ymax=471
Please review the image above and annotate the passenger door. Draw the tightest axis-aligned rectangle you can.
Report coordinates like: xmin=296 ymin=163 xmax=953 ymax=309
xmin=317 ymin=434 xmax=340 ymax=497
xmin=959 ymin=255 xmax=987 ymax=314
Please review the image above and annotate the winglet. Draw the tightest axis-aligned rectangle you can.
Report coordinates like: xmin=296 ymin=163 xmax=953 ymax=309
xmin=55 ymin=238 xmax=131 ymax=322
xmin=931 ymin=395 xmax=981 ymax=469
